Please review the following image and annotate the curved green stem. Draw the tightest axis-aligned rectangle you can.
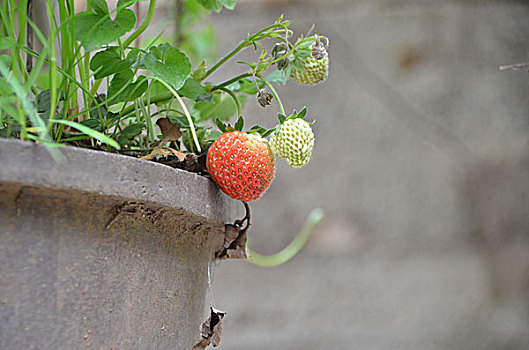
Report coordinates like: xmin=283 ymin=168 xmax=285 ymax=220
xmin=150 ymin=77 xmax=201 ymax=153
xmin=246 ymin=208 xmax=324 ymax=267
xmin=218 ymin=87 xmax=242 ymax=118
xmin=255 ymin=73 xmax=285 ymax=115
xmin=203 ymin=41 xmax=246 ymax=80
xmin=122 ymin=0 xmax=157 ymax=49
xmin=210 ymin=72 xmax=253 ymax=92
xmin=121 ymin=91 xmax=173 ymax=116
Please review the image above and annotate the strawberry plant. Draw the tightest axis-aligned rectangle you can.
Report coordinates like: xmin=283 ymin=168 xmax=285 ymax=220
xmin=0 ymin=0 xmax=327 ymax=266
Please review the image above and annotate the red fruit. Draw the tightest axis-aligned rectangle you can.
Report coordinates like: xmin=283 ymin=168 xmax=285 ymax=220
xmin=206 ymin=131 xmax=275 ymax=202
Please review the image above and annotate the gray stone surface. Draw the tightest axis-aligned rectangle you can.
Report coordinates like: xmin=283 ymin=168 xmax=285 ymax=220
xmin=200 ymin=1 xmax=529 ymax=349
xmin=0 ymin=140 xmax=229 ymax=349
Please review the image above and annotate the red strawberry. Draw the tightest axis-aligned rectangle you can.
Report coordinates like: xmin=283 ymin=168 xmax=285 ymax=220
xmin=206 ymin=131 xmax=275 ymax=202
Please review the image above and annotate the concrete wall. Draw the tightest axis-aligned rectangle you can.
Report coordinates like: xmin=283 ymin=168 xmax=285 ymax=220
xmin=206 ymin=1 xmax=529 ymax=349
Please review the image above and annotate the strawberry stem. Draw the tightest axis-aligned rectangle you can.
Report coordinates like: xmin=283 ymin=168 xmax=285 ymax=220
xmin=150 ymin=77 xmax=201 ymax=153
xmin=246 ymin=208 xmax=324 ymax=267
xmin=210 ymin=73 xmax=253 ymax=92
xmin=255 ymin=73 xmax=285 ymax=115
xmin=122 ymin=0 xmax=157 ymax=49
xmin=218 ymin=86 xmax=242 ymax=119
xmin=202 ymin=23 xmax=290 ymax=80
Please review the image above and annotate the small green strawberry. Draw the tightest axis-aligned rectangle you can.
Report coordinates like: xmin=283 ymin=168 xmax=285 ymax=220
xmin=207 ymin=131 xmax=275 ymax=202
xmin=270 ymin=111 xmax=315 ymax=168
xmin=291 ymin=35 xmax=329 ymax=86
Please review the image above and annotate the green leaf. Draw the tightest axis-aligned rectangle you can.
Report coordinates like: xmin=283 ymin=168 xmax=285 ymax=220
xmin=80 ymin=119 xmax=102 ymax=131
xmin=292 ymin=59 xmax=305 ymax=71
xmin=278 ymin=113 xmax=286 ymax=124
xmin=121 ymin=123 xmax=144 ymax=139
xmin=0 ymin=77 xmax=12 ymax=96
xmin=0 ymin=38 xmax=17 ymax=50
xmin=195 ymin=93 xmax=245 ymax=122
xmin=192 ymin=60 xmax=208 ymax=81
xmin=0 ymin=96 xmax=18 ymax=116
xmin=234 ymin=115 xmax=244 ymax=131
xmin=177 ymin=78 xmax=207 ymax=100
xmin=52 ymin=119 xmax=120 ymax=150
xmin=117 ymin=0 xmax=143 ymax=9
xmin=207 ymin=130 xmax=222 ymax=141
xmin=169 ymin=115 xmax=192 ymax=128
xmin=267 ymin=69 xmax=289 ymax=84
xmin=90 ymin=47 xmax=134 ymax=79
xmin=91 ymin=0 xmax=109 ymax=14
xmin=90 ymin=94 xmax=108 ymax=119
xmin=196 ymin=0 xmax=222 ymax=11
xmin=74 ymin=9 xmax=136 ymax=51
xmin=228 ymin=78 xmax=263 ymax=94
xmin=218 ymin=0 xmax=237 ymax=10
xmin=144 ymin=44 xmax=192 ymax=90
xmin=0 ymin=57 xmax=13 ymax=96
xmin=0 ymin=55 xmax=12 ymax=69
xmin=108 ymin=70 xmax=148 ymax=103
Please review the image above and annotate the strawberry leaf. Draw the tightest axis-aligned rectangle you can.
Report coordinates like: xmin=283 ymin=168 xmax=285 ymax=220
xmin=74 ymin=9 xmax=136 ymax=51
xmin=144 ymin=44 xmax=192 ymax=90
xmin=90 ymin=47 xmax=135 ymax=79
xmin=278 ymin=113 xmax=286 ymax=124
xmin=219 ymin=0 xmax=237 ymax=10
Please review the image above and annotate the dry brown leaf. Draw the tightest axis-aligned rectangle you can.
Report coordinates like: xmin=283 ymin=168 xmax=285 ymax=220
xmin=156 ymin=117 xmax=182 ymax=141
xmin=165 ymin=147 xmax=187 ymax=162
xmin=139 ymin=146 xmax=171 ymax=160
xmin=215 ymin=202 xmax=251 ymax=260
xmin=192 ymin=307 xmax=226 ymax=350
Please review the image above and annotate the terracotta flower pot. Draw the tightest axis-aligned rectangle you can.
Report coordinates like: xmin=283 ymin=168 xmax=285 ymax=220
xmin=0 ymin=139 xmax=229 ymax=349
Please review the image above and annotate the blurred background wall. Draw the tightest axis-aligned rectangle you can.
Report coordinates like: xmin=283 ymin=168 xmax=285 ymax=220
xmin=74 ymin=0 xmax=529 ymax=348
xmin=201 ymin=1 xmax=529 ymax=349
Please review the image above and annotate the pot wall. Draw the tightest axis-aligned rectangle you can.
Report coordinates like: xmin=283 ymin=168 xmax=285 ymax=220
xmin=0 ymin=139 xmax=228 ymax=349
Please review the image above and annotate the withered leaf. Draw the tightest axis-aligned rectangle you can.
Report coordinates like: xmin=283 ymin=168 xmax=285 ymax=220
xmin=192 ymin=307 xmax=226 ymax=350
xmin=156 ymin=117 xmax=182 ymax=141
xmin=166 ymin=147 xmax=187 ymax=161
xmin=215 ymin=202 xmax=250 ymax=260
xmin=140 ymin=146 xmax=171 ymax=160
xmin=215 ymin=224 xmax=247 ymax=260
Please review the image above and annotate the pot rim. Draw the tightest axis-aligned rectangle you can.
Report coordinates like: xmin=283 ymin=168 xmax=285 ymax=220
xmin=0 ymin=138 xmax=229 ymax=223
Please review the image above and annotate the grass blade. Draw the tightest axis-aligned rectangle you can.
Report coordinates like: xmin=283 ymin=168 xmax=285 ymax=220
xmin=51 ymin=119 xmax=121 ymax=150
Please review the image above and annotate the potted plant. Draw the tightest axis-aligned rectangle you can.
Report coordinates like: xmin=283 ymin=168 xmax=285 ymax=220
xmin=0 ymin=0 xmax=327 ymax=348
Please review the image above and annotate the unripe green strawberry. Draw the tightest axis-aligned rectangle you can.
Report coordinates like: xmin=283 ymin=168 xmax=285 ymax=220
xmin=291 ymin=53 xmax=329 ymax=85
xmin=270 ymin=118 xmax=314 ymax=168
xmin=291 ymin=35 xmax=329 ymax=86
xmin=207 ymin=131 xmax=275 ymax=202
